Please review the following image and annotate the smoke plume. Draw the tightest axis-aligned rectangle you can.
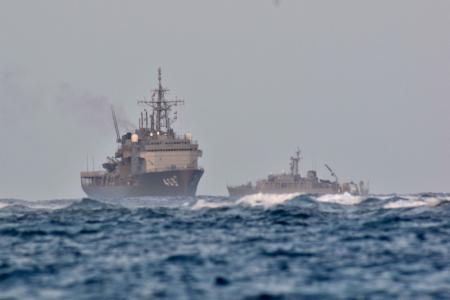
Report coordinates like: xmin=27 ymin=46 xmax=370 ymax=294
xmin=55 ymin=83 xmax=136 ymax=134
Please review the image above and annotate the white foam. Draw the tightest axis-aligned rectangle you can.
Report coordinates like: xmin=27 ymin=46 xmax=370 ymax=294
xmin=383 ymin=197 xmax=444 ymax=209
xmin=27 ymin=203 xmax=74 ymax=210
xmin=0 ymin=199 xmax=78 ymax=211
xmin=191 ymin=199 xmax=231 ymax=210
xmin=377 ymin=195 xmax=398 ymax=201
xmin=236 ymin=193 xmax=300 ymax=208
xmin=102 ymin=197 xmax=196 ymax=209
xmin=316 ymin=192 xmax=363 ymax=205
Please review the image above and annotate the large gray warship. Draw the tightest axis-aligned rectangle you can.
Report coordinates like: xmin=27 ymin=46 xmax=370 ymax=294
xmin=228 ymin=150 xmax=368 ymax=196
xmin=81 ymin=69 xmax=203 ymax=198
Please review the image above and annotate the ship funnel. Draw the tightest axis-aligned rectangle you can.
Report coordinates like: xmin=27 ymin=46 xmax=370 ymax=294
xmin=131 ymin=133 xmax=139 ymax=143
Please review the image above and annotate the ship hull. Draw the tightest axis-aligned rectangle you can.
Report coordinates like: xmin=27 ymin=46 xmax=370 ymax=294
xmin=82 ymin=169 xmax=203 ymax=199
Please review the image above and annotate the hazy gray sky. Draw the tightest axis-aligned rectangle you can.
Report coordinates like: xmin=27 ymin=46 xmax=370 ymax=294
xmin=0 ymin=0 xmax=449 ymax=199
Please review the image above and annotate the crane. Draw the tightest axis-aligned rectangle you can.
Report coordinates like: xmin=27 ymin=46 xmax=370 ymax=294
xmin=111 ymin=106 xmax=121 ymax=143
xmin=324 ymin=164 xmax=338 ymax=183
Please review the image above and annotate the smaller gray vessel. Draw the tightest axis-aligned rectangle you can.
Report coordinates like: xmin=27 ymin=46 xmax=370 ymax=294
xmin=227 ymin=150 xmax=368 ymax=196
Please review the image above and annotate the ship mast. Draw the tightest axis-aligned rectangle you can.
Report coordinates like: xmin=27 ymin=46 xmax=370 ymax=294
xmin=156 ymin=68 xmax=165 ymax=132
xmin=290 ymin=148 xmax=301 ymax=177
xmin=138 ymin=68 xmax=184 ymax=135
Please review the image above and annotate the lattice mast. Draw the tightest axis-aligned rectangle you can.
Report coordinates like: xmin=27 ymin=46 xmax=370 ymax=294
xmin=290 ymin=148 xmax=302 ymax=177
xmin=138 ymin=68 xmax=184 ymax=134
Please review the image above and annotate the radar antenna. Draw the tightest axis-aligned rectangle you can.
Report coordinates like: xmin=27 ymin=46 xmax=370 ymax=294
xmin=111 ymin=106 xmax=121 ymax=143
xmin=325 ymin=164 xmax=338 ymax=183
xmin=138 ymin=68 xmax=184 ymax=134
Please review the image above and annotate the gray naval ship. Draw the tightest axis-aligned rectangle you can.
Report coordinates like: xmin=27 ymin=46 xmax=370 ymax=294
xmin=228 ymin=150 xmax=368 ymax=196
xmin=81 ymin=68 xmax=203 ymax=198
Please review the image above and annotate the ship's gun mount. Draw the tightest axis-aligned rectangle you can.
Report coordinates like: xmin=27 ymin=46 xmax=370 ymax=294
xmin=102 ymin=156 xmax=118 ymax=173
xmin=324 ymin=164 xmax=338 ymax=183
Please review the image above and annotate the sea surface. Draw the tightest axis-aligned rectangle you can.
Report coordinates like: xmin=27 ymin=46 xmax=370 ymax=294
xmin=1 ymin=193 xmax=450 ymax=299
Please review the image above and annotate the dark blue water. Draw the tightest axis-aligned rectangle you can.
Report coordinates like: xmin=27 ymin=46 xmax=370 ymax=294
xmin=1 ymin=193 xmax=450 ymax=299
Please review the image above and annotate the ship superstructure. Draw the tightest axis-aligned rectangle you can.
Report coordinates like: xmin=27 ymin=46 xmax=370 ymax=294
xmin=227 ymin=150 xmax=368 ymax=196
xmin=81 ymin=68 xmax=203 ymax=198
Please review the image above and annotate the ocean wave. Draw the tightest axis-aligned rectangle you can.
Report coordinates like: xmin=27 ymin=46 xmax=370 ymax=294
xmin=191 ymin=199 xmax=232 ymax=210
xmin=236 ymin=193 xmax=301 ymax=208
xmin=100 ymin=196 xmax=197 ymax=209
xmin=0 ymin=199 xmax=77 ymax=211
xmin=65 ymin=198 xmax=114 ymax=210
xmin=1 ymin=192 xmax=450 ymax=299
xmin=316 ymin=192 xmax=363 ymax=205
xmin=383 ymin=196 xmax=449 ymax=209
xmin=2 ymin=194 xmax=450 ymax=213
xmin=190 ymin=193 xmax=303 ymax=210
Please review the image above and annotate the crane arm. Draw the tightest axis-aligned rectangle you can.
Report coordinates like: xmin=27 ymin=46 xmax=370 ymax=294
xmin=325 ymin=164 xmax=338 ymax=183
xmin=111 ymin=106 xmax=121 ymax=143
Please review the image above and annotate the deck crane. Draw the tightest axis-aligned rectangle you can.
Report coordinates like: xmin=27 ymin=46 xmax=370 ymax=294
xmin=324 ymin=164 xmax=338 ymax=183
xmin=111 ymin=106 xmax=121 ymax=143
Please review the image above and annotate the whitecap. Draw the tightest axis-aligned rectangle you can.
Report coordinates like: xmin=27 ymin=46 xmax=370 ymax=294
xmin=236 ymin=193 xmax=301 ymax=208
xmin=383 ymin=196 xmax=445 ymax=209
xmin=0 ymin=199 xmax=78 ymax=211
xmin=191 ymin=199 xmax=232 ymax=210
xmin=316 ymin=192 xmax=363 ymax=205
